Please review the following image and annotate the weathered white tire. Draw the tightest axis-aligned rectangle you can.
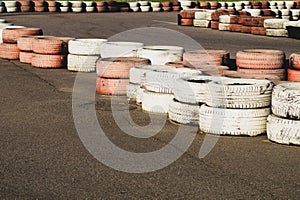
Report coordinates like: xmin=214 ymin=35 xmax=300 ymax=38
xmin=138 ymin=1 xmax=148 ymax=6
xmin=70 ymin=1 xmax=83 ymax=7
xmin=267 ymin=115 xmax=300 ymax=145
xmin=86 ymin=6 xmax=95 ymax=12
xmin=194 ymin=11 xmax=207 ymax=20
xmin=152 ymin=7 xmax=161 ymax=12
xmin=266 ymin=29 xmax=288 ymax=37
xmin=140 ymin=5 xmax=150 ymax=12
xmin=67 ymin=54 xmax=99 ymax=72
xmin=72 ymin=7 xmax=82 ymax=12
xmin=218 ymin=23 xmax=230 ymax=31
xmin=142 ymin=90 xmax=174 ymax=114
xmin=290 ymin=9 xmax=300 ymax=16
xmin=150 ymin=2 xmax=160 ymax=7
xmin=180 ymin=0 xmax=192 ymax=7
xmin=199 ymin=104 xmax=270 ymax=136
xmin=264 ymin=19 xmax=289 ymax=29
xmin=84 ymin=1 xmax=94 ymax=7
xmin=136 ymin=87 xmax=144 ymax=104
xmin=129 ymin=65 xmax=170 ymax=84
xmin=68 ymin=39 xmax=107 ymax=56
xmin=6 ymin=6 xmax=17 ymax=12
xmin=3 ymin=1 xmax=17 ymax=7
xmin=131 ymin=7 xmax=140 ymax=12
xmin=206 ymin=78 xmax=273 ymax=109
xmin=126 ymin=82 xmax=140 ymax=101
xmin=283 ymin=20 xmax=300 ymax=29
xmin=143 ymin=67 xmax=202 ymax=94
xmin=244 ymin=9 xmax=261 ymax=17
xmin=101 ymin=42 xmax=143 ymax=58
xmin=58 ymin=1 xmax=70 ymax=7
xmin=280 ymin=9 xmax=290 ymax=16
xmin=168 ymin=99 xmax=199 ymax=125
xmin=137 ymin=45 xmax=184 ymax=65
xmin=271 ymin=83 xmax=300 ymax=119
xmin=60 ymin=6 xmax=69 ymax=12
xmin=174 ymin=75 xmax=226 ymax=104
xmin=0 ymin=23 xmax=14 ymax=29
xmin=193 ymin=19 xmax=210 ymax=28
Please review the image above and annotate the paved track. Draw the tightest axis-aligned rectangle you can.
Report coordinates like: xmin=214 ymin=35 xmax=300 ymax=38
xmin=0 ymin=12 xmax=299 ymax=199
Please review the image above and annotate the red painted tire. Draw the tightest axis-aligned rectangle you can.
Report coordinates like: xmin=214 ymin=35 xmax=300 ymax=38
xmin=0 ymin=44 xmax=20 ymax=60
xmin=251 ymin=27 xmax=267 ymax=35
xmin=32 ymin=37 xmax=68 ymax=55
xmin=161 ymin=2 xmax=171 ymax=7
xmin=31 ymin=53 xmax=66 ymax=68
xmin=179 ymin=10 xmax=196 ymax=19
xmin=2 ymin=28 xmax=43 ymax=44
xmin=21 ymin=5 xmax=32 ymax=12
xmin=33 ymin=0 xmax=45 ymax=7
xmin=34 ymin=6 xmax=46 ymax=12
xmin=229 ymin=24 xmax=242 ymax=32
xmin=17 ymin=36 xmax=39 ymax=51
xmin=237 ymin=68 xmax=286 ymax=80
xmin=241 ymin=16 xmax=253 ymax=26
xmin=183 ymin=50 xmax=229 ymax=67
xmin=47 ymin=1 xmax=57 ymax=7
xmin=96 ymin=6 xmax=108 ymax=12
xmin=287 ymin=68 xmax=300 ymax=81
xmin=162 ymin=6 xmax=171 ymax=11
xmin=96 ymin=57 xmax=150 ymax=78
xmin=18 ymin=0 xmax=31 ymax=6
xmin=289 ymin=53 xmax=300 ymax=69
xmin=172 ymin=6 xmax=180 ymax=11
xmin=19 ymin=51 xmax=33 ymax=63
xmin=96 ymin=77 xmax=129 ymax=95
xmin=48 ymin=6 xmax=57 ymax=12
xmin=96 ymin=2 xmax=107 ymax=6
xmin=241 ymin=26 xmax=252 ymax=33
xmin=236 ymin=49 xmax=285 ymax=69
xmin=211 ymin=21 xmax=219 ymax=29
xmin=180 ymin=18 xmax=193 ymax=26
xmin=199 ymin=2 xmax=208 ymax=8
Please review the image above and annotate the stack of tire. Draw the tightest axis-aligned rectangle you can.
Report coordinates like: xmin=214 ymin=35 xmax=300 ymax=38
xmin=287 ymin=52 xmax=300 ymax=81
xmin=33 ymin=0 xmax=46 ymax=12
xmin=117 ymin=2 xmax=130 ymax=12
xmin=219 ymin=15 xmax=239 ymax=31
xmin=236 ymin=49 xmax=286 ymax=81
xmin=251 ymin=16 xmax=275 ymax=36
xmin=0 ymin=27 xmax=42 ymax=60
xmin=178 ymin=9 xmax=196 ymax=26
xmin=183 ymin=49 xmax=230 ymax=75
xmin=243 ymin=1 xmax=251 ymax=9
xmin=267 ymin=82 xmax=300 ymax=146
xmin=31 ymin=37 xmax=74 ymax=69
xmin=96 ymin=2 xmax=107 ymax=12
xmin=139 ymin=1 xmax=150 ymax=12
xmin=141 ymin=67 xmax=201 ymax=113
xmin=128 ymin=2 xmax=139 ymax=12
xmin=161 ymin=1 xmax=171 ymax=11
xmin=70 ymin=1 xmax=82 ymax=12
xmin=47 ymin=1 xmax=58 ymax=12
xmin=17 ymin=35 xmax=45 ymax=64
xmin=0 ymin=25 xmax=25 ymax=43
xmin=150 ymin=2 xmax=161 ymax=12
xmin=210 ymin=2 xmax=219 ymax=10
xmin=4 ymin=1 xmax=19 ymax=12
xmin=199 ymin=78 xmax=273 ymax=136
xmin=250 ymin=2 xmax=261 ymax=9
xmin=58 ymin=0 xmax=69 ymax=12
xmin=234 ymin=1 xmax=243 ymax=10
xmin=84 ymin=1 xmax=96 ymax=13
xmin=96 ymin=57 xmax=150 ymax=95
xmin=67 ymin=39 xmax=107 ymax=72
xmin=276 ymin=1 xmax=285 ymax=9
xmin=170 ymin=75 xmax=220 ymax=125
xmin=137 ymin=45 xmax=184 ymax=65
xmin=226 ymin=2 xmax=234 ymax=10
xmin=264 ymin=18 xmax=289 ymax=37
xmin=240 ymin=16 xmax=254 ymax=34
xmin=193 ymin=11 xmax=212 ymax=28
xmin=243 ymin=8 xmax=261 ymax=17
xmin=18 ymin=0 xmax=33 ymax=12
xmin=171 ymin=1 xmax=180 ymax=11
xmin=210 ymin=9 xmax=230 ymax=29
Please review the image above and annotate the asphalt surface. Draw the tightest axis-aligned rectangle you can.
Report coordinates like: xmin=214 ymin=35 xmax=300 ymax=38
xmin=0 ymin=12 xmax=300 ymax=199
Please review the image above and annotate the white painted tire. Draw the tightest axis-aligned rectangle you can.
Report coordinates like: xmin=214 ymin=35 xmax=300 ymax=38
xmin=84 ymin=1 xmax=94 ymax=7
xmin=271 ymin=83 xmax=300 ymax=119
xmin=180 ymin=1 xmax=192 ymax=7
xmin=290 ymin=9 xmax=300 ymax=16
xmin=70 ymin=1 xmax=82 ymax=7
xmin=72 ymin=7 xmax=82 ymax=12
xmin=101 ymin=41 xmax=144 ymax=58
xmin=126 ymin=82 xmax=140 ymax=101
xmin=205 ymin=78 xmax=273 ymax=109
xmin=264 ymin=18 xmax=289 ymax=29
xmin=58 ymin=1 xmax=70 ymax=7
xmin=137 ymin=45 xmax=184 ymax=65
xmin=60 ymin=6 xmax=69 ymax=12
xmin=129 ymin=2 xmax=138 ymax=7
xmin=244 ymin=9 xmax=261 ymax=17
xmin=168 ymin=99 xmax=199 ymax=125
xmin=283 ymin=20 xmax=300 ymax=29
xmin=199 ymin=104 xmax=270 ymax=136
xmin=6 ymin=6 xmax=17 ymax=12
xmin=140 ymin=5 xmax=150 ymax=12
xmin=218 ymin=23 xmax=230 ymax=31
xmin=267 ymin=115 xmax=300 ymax=145
xmin=131 ymin=7 xmax=140 ymax=12
xmin=174 ymin=75 xmax=226 ymax=104
xmin=67 ymin=54 xmax=99 ymax=72
xmin=138 ymin=1 xmax=148 ymax=6
xmin=68 ymin=39 xmax=108 ymax=56
xmin=152 ymin=7 xmax=161 ymax=12
xmin=143 ymin=68 xmax=202 ymax=94
xmin=3 ymin=1 xmax=17 ymax=7
xmin=150 ymin=2 xmax=160 ymax=8
xmin=86 ymin=7 xmax=95 ymax=12
xmin=266 ymin=29 xmax=288 ymax=37
xmin=193 ymin=19 xmax=210 ymax=28
xmin=194 ymin=11 xmax=207 ymax=20
xmin=142 ymin=90 xmax=174 ymax=114
xmin=129 ymin=65 xmax=170 ymax=84
xmin=280 ymin=9 xmax=290 ymax=16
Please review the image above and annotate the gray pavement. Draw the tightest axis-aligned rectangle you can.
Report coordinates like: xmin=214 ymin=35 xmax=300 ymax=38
xmin=0 ymin=12 xmax=299 ymax=199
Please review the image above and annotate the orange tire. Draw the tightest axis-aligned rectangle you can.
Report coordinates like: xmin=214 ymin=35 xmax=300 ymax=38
xmin=287 ymin=68 xmax=300 ymax=81
xmin=229 ymin=24 xmax=242 ymax=32
xmin=48 ymin=6 xmax=57 ymax=12
xmin=19 ymin=51 xmax=33 ymax=63
xmin=251 ymin=27 xmax=267 ymax=35
xmin=165 ymin=61 xmax=185 ymax=68
xmin=2 ymin=28 xmax=43 ymax=44
xmin=32 ymin=37 xmax=68 ymax=55
xmin=96 ymin=77 xmax=129 ymax=95
xmin=18 ymin=0 xmax=31 ymax=6
xmin=172 ymin=6 xmax=180 ymax=11
xmin=33 ymin=0 xmax=45 ymax=7
xmin=21 ymin=5 xmax=32 ymax=12
xmin=161 ymin=2 xmax=170 ymax=7
xmin=179 ymin=10 xmax=196 ymax=19
xmin=241 ymin=26 xmax=252 ymax=33
xmin=96 ymin=57 xmax=150 ymax=78
xmin=31 ymin=53 xmax=66 ymax=68
xmin=0 ymin=43 xmax=20 ymax=60
xmin=34 ymin=6 xmax=46 ymax=12
xmin=17 ymin=36 xmax=38 ymax=51
xmin=47 ymin=1 xmax=57 ymax=7
xmin=237 ymin=68 xmax=286 ymax=80
xmin=211 ymin=21 xmax=219 ymax=29
xmin=183 ymin=50 xmax=229 ymax=67
xmin=162 ymin=6 xmax=171 ymax=11
xmin=289 ymin=53 xmax=300 ymax=69
xmin=180 ymin=18 xmax=193 ymax=26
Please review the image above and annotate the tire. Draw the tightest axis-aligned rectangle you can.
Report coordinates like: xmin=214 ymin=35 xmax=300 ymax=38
xmin=60 ymin=6 xmax=69 ymax=12
xmin=48 ymin=6 xmax=57 ymax=12
xmin=267 ymin=115 xmax=300 ymax=145
xmin=219 ymin=15 xmax=239 ymax=24
xmin=142 ymin=89 xmax=174 ymax=114
xmin=17 ymin=36 xmax=36 ymax=51
xmin=86 ymin=6 xmax=95 ymax=12
xmin=47 ymin=1 xmax=57 ymax=7
xmin=193 ymin=19 xmax=210 ymax=28
xmin=67 ymin=54 xmax=99 ymax=72
xmin=21 ymin=5 xmax=32 ymax=12
xmin=229 ymin=24 xmax=242 ymax=32
xmin=183 ymin=50 xmax=229 ymax=67
xmin=173 ymin=75 xmax=225 ymax=104
xmin=179 ymin=10 xmax=196 ymax=19
xmin=271 ymin=82 xmax=300 ymax=119
xmin=165 ymin=61 xmax=185 ymax=68
xmin=237 ymin=68 xmax=286 ymax=80
xmin=223 ymin=70 xmax=282 ymax=82
xmin=31 ymin=54 xmax=66 ymax=68
xmin=264 ymin=18 xmax=289 ymax=29
xmin=289 ymin=52 xmax=300 ymax=69
xmin=266 ymin=29 xmax=288 ymax=37
xmin=210 ymin=21 xmax=219 ymax=29
xmin=241 ymin=26 xmax=252 ymax=33
xmin=129 ymin=65 xmax=171 ymax=84
xmin=4 ymin=1 xmax=17 ymax=7
xmin=68 ymin=39 xmax=107 ymax=56
xmin=236 ymin=49 xmax=285 ymax=69
xmin=137 ymin=45 xmax=184 ymax=65
xmin=96 ymin=77 xmax=129 ymax=95
xmin=287 ymin=68 xmax=300 ymax=81
xmin=180 ymin=18 xmax=194 ymax=26
xmin=218 ymin=23 xmax=230 ymax=31
xmin=199 ymin=104 xmax=270 ymax=136
xmin=251 ymin=27 xmax=267 ymax=35
xmin=70 ymin=1 xmax=82 ymax=7
xmin=138 ymin=1 xmax=149 ymax=6
xmin=100 ymin=41 xmax=143 ymax=58
xmin=140 ymin=5 xmax=150 ymax=12
xmin=0 ymin=43 xmax=19 ymax=59
xmin=72 ymin=7 xmax=82 ymax=12
xmin=126 ymin=82 xmax=140 ymax=101
xmin=205 ymin=78 xmax=273 ymax=109
xmin=19 ymin=51 xmax=33 ymax=63
xmin=32 ymin=37 xmax=68 ymax=55
xmin=2 ymin=28 xmax=43 ymax=44
xmin=96 ymin=57 xmax=150 ymax=78
xmin=194 ymin=11 xmax=207 ymax=20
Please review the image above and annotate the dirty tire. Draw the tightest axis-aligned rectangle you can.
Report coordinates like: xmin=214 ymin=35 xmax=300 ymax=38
xmin=33 ymin=37 xmax=68 ymax=55
xmin=142 ymin=89 xmax=174 ymax=114
xmin=31 ymin=53 xmax=66 ymax=68
xmin=0 ymin=43 xmax=20 ymax=59
xmin=19 ymin=51 xmax=33 ymax=63
xmin=96 ymin=77 xmax=129 ymax=95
